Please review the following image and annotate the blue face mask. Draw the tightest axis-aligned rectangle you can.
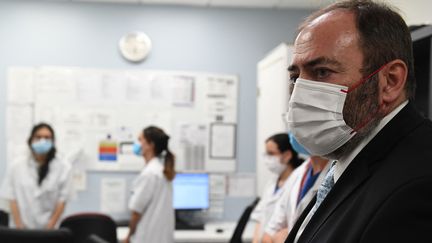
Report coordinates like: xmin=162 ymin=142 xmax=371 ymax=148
xmin=133 ymin=142 xmax=142 ymax=156
xmin=31 ymin=139 xmax=53 ymax=155
xmin=288 ymin=132 xmax=310 ymax=156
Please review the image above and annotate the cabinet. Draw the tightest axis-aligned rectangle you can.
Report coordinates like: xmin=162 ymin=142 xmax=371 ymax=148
xmin=256 ymin=43 xmax=293 ymax=195
xmin=411 ymin=25 xmax=432 ymax=118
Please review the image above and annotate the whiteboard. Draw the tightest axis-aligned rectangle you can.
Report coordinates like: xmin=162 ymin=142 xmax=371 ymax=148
xmin=6 ymin=66 xmax=239 ymax=172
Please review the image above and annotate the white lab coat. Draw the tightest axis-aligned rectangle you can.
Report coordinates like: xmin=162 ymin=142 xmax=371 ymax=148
xmin=265 ymin=159 xmax=330 ymax=235
xmin=1 ymin=153 xmax=72 ymax=229
xmin=250 ymin=172 xmax=291 ymax=241
xmin=128 ymin=156 xmax=174 ymax=243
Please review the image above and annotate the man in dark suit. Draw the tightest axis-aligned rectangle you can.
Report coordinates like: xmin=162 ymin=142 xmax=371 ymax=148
xmin=284 ymin=0 xmax=432 ymax=242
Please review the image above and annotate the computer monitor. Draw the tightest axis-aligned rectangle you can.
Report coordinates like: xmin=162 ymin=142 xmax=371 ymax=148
xmin=173 ymin=173 xmax=210 ymax=210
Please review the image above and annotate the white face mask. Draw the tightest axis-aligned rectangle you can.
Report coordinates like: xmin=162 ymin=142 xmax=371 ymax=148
xmin=263 ymin=154 xmax=287 ymax=175
xmin=286 ymin=64 xmax=386 ymax=156
xmin=286 ymin=78 xmax=356 ymax=156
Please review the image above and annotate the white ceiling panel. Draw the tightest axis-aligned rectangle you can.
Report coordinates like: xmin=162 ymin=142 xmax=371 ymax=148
xmin=73 ymin=0 xmax=140 ymax=3
xmin=209 ymin=0 xmax=279 ymax=8
xmin=32 ymin=0 xmax=335 ymax=9
xmin=140 ymin=0 xmax=208 ymax=6
xmin=277 ymin=0 xmax=334 ymax=9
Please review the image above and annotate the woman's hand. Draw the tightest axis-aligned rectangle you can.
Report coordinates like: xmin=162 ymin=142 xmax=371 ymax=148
xmin=46 ymin=220 xmax=56 ymax=230
xmin=262 ymin=233 xmax=274 ymax=243
xmin=15 ymin=222 xmax=25 ymax=229
xmin=123 ymin=235 xmax=131 ymax=243
xmin=10 ymin=200 xmax=25 ymax=229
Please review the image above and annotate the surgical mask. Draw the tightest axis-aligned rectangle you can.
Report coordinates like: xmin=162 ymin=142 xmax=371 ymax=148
xmin=263 ymin=155 xmax=287 ymax=175
xmin=285 ymin=66 xmax=384 ymax=156
xmin=133 ymin=142 xmax=142 ymax=156
xmin=288 ymin=132 xmax=310 ymax=156
xmin=31 ymin=139 xmax=53 ymax=155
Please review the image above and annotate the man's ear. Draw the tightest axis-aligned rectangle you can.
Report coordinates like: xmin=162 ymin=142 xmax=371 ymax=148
xmin=379 ymin=59 xmax=408 ymax=113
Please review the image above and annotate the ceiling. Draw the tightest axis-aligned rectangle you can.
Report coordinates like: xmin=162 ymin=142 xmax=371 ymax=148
xmin=63 ymin=0 xmax=335 ymax=9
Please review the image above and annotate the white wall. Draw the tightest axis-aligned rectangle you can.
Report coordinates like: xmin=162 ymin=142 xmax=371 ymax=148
xmin=386 ymin=0 xmax=432 ymax=25
xmin=256 ymin=43 xmax=292 ymax=195
xmin=0 ymin=0 xmax=311 ymax=221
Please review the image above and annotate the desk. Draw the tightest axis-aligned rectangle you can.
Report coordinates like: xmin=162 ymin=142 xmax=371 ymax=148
xmin=117 ymin=221 xmax=255 ymax=243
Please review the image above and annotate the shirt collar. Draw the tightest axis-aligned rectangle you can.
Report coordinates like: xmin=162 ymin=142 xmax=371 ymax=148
xmin=27 ymin=154 xmax=41 ymax=170
xmin=141 ymin=156 xmax=163 ymax=173
xmin=334 ymin=100 xmax=409 ymax=182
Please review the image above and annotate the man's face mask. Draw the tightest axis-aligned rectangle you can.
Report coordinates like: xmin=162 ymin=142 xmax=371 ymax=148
xmin=285 ymin=65 xmax=385 ymax=156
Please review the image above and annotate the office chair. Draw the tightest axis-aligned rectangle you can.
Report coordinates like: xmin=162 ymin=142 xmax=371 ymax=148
xmin=0 ymin=226 xmax=73 ymax=243
xmin=60 ymin=212 xmax=117 ymax=243
xmin=84 ymin=234 xmax=110 ymax=243
xmin=0 ymin=210 xmax=8 ymax=227
xmin=229 ymin=197 xmax=260 ymax=243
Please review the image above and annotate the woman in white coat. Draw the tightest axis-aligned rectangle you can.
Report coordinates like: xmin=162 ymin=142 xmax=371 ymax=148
xmin=262 ymin=134 xmax=329 ymax=243
xmin=251 ymin=133 xmax=304 ymax=243
xmin=124 ymin=126 xmax=175 ymax=243
xmin=2 ymin=123 xmax=72 ymax=229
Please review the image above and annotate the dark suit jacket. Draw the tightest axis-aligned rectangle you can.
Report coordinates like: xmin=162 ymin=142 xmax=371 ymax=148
xmin=286 ymin=102 xmax=432 ymax=243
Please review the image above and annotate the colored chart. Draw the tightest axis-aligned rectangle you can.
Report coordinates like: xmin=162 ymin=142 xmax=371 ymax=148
xmin=99 ymin=138 xmax=118 ymax=162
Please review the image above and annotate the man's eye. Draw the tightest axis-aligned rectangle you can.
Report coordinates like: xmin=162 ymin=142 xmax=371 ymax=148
xmin=289 ymin=75 xmax=298 ymax=83
xmin=315 ymin=68 xmax=332 ymax=79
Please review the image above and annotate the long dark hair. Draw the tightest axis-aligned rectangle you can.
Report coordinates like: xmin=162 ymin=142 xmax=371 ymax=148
xmin=143 ymin=126 xmax=176 ymax=181
xmin=27 ymin=123 xmax=56 ymax=186
xmin=266 ymin=133 xmax=303 ymax=169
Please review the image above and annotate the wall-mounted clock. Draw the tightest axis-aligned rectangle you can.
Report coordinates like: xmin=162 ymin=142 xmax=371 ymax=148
xmin=119 ymin=31 xmax=152 ymax=62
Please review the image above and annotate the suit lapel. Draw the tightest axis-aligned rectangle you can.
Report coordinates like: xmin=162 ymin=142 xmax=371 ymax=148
xmin=285 ymin=196 xmax=316 ymax=243
xmin=289 ymin=103 xmax=426 ymax=243
xmin=298 ymin=158 xmax=370 ymax=243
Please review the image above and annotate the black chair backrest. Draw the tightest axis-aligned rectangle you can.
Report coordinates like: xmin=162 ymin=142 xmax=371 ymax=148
xmin=229 ymin=197 xmax=260 ymax=243
xmin=0 ymin=226 xmax=73 ymax=243
xmin=0 ymin=210 xmax=8 ymax=227
xmin=84 ymin=234 xmax=110 ymax=243
xmin=60 ymin=213 xmax=117 ymax=243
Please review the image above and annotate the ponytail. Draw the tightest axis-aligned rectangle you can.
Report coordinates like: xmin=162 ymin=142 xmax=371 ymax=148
xmin=289 ymin=152 xmax=304 ymax=169
xmin=143 ymin=126 xmax=176 ymax=181
xmin=163 ymin=149 xmax=176 ymax=181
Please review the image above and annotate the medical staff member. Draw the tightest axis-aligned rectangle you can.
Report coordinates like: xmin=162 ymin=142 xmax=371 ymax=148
xmin=2 ymin=123 xmax=72 ymax=229
xmin=251 ymin=133 xmax=304 ymax=243
xmin=262 ymin=134 xmax=329 ymax=243
xmin=124 ymin=126 xmax=175 ymax=243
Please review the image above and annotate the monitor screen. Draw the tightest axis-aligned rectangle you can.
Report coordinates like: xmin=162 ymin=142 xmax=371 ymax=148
xmin=173 ymin=173 xmax=210 ymax=210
